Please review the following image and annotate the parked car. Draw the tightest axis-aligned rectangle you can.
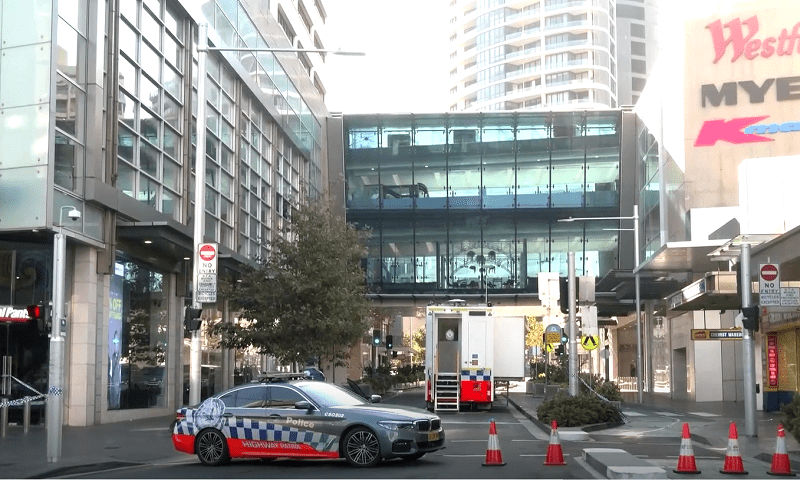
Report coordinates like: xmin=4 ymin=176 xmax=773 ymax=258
xmin=303 ymin=367 xmax=325 ymax=381
xmin=171 ymin=374 xmax=445 ymax=467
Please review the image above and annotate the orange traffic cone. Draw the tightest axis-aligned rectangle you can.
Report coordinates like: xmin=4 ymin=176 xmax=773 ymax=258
xmin=720 ymin=422 xmax=748 ymax=475
xmin=768 ymin=424 xmax=796 ymax=476
xmin=482 ymin=419 xmax=506 ymax=466
xmin=674 ymin=423 xmax=701 ymax=474
xmin=544 ymin=420 xmax=567 ymax=466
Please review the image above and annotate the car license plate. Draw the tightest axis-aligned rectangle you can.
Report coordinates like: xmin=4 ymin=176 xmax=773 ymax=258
xmin=427 ymin=431 xmax=439 ymax=442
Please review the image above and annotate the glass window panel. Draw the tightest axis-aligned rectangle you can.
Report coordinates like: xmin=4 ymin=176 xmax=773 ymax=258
xmin=163 ymin=33 xmax=181 ymax=70
xmin=206 ymin=190 xmax=218 ymax=215
xmin=163 ymin=158 xmax=180 ymax=191
xmin=206 ymin=81 xmax=220 ymax=109
xmin=59 ymin=0 xmax=89 ymax=34
xmin=220 ymin=146 xmax=233 ymax=172
xmin=119 ymin=91 xmax=137 ymax=128
xmin=56 ymin=19 xmax=86 ymax=85
xmin=220 ymin=95 xmax=233 ymax=123
xmin=221 ymin=197 xmax=233 ymax=224
xmin=206 ymin=162 xmax=219 ymax=189
xmin=221 ymin=172 xmax=233 ymax=199
xmin=119 ymin=0 xmax=137 ymax=26
xmin=118 ymin=54 xmax=137 ymax=94
xmin=119 ymin=20 xmax=139 ymax=61
xmin=220 ymin=68 xmax=234 ymax=96
xmin=56 ymin=76 xmax=85 ymax=138
xmin=165 ymin=6 xmax=181 ymax=37
xmin=163 ymin=95 xmax=180 ymax=131
xmin=163 ymin=65 xmax=181 ymax=98
xmin=141 ymin=9 xmax=161 ymax=49
xmin=118 ymin=125 xmax=136 ymax=163
xmin=206 ymin=136 xmax=219 ymax=164
xmin=139 ymin=106 xmax=158 ymax=145
xmin=162 ymin=126 xmax=179 ymax=160
xmin=143 ymin=0 xmax=161 ymax=16
xmin=139 ymin=175 xmax=157 ymax=206
xmin=118 ymin=160 xmax=135 ymax=197
xmin=140 ymin=42 xmax=161 ymax=80
xmin=162 ymin=188 xmax=178 ymax=219
xmin=221 ymin=121 xmax=233 ymax=148
xmin=54 ymin=135 xmax=77 ymax=190
xmin=139 ymin=140 xmax=159 ymax=177
xmin=140 ymin=74 xmax=161 ymax=114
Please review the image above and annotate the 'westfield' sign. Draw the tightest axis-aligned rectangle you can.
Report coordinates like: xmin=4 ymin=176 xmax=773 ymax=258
xmin=707 ymin=16 xmax=800 ymax=63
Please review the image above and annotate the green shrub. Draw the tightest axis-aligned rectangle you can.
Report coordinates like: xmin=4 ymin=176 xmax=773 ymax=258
xmin=537 ymin=392 xmax=622 ymax=427
xmin=595 ymin=381 xmax=622 ymax=401
xmin=782 ymin=394 xmax=800 ymax=443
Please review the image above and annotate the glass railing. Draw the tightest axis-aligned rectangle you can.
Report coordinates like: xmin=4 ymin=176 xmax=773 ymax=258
xmin=544 ymin=0 xmax=590 ymax=12
xmin=544 ymin=20 xmax=588 ymax=31
xmin=545 ymin=39 xmax=590 ymax=50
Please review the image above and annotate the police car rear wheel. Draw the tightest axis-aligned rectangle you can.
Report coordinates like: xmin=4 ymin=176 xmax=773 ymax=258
xmin=343 ymin=427 xmax=381 ymax=467
xmin=196 ymin=429 xmax=229 ymax=466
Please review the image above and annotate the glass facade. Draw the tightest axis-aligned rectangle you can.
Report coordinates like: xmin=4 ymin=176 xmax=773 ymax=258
xmin=108 ymin=255 xmax=169 ymax=410
xmin=345 ymin=112 xmax=622 ymax=294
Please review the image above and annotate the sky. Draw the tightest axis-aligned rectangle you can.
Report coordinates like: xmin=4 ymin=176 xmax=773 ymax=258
xmin=322 ymin=1 xmax=450 ymax=114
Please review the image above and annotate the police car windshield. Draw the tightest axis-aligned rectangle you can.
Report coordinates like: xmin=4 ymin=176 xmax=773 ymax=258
xmin=298 ymin=383 xmax=369 ymax=407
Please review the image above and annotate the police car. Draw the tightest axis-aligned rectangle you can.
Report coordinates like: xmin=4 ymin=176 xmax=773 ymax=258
xmin=172 ymin=374 xmax=445 ymax=467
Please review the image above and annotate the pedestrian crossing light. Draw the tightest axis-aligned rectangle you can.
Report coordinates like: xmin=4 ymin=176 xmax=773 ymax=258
xmin=555 ymin=343 xmax=566 ymax=356
xmin=385 ymin=334 xmax=393 ymax=349
xmin=184 ymin=307 xmax=203 ymax=332
xmin=27 ymin=304 xmax=51 ymax=334
xmin=742 ymin=305 xmax=759 ymax=331
xmin=372 ymin=329 xmax=381 ymax=346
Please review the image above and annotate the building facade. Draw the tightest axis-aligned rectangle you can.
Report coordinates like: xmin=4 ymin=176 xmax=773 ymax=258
xmin=0 ymin=0 xmax=338 ymax=426
xmin=340 ymin=111 xmax=651 ymax=376
xmin=446 ymin=0 xmax=619 ymax=111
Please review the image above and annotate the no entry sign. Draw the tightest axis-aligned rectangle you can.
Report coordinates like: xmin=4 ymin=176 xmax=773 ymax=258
xmin=199 ymin=244 xmax=217 ymax=262
xmin=759 ymin=263 xmax=780 ymax=306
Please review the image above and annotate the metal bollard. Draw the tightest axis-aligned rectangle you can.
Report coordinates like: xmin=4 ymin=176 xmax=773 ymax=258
xmin=0 ymin=398 xmax=7 ymax=438
xmin=23 ymin=397 xmax=30 ymax=433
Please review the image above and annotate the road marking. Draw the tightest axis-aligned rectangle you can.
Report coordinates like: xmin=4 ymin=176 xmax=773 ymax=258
xmin=687 ymin=412 xmax=720 ymax=417
xmin=511 ymin=439 xmax=544 ymax=442
xmin=622 ymin=411 xmax=646 ymax=416
xmin=656 ymin=412 xmax=682 ymax=416
xmin=450 ymin=439 xmax=488 ymax=442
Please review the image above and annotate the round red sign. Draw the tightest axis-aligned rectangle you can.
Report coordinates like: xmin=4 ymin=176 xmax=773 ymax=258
xmin=199 ymin=244 xmax=216 ymax=262
xmin=761 ymin=264 xmax=778 ymax=281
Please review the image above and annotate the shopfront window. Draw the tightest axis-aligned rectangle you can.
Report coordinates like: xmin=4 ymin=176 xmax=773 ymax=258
xmin=108 ymin=257 xmax=168 ymax=410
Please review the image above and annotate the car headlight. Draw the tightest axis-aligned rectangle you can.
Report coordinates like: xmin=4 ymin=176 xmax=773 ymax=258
xmin=377 ymin=420 xmax=415 ymax=431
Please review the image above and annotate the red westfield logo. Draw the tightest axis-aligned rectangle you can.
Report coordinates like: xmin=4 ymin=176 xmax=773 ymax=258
xmin=707 ymin=15 xmax=800 ymax=63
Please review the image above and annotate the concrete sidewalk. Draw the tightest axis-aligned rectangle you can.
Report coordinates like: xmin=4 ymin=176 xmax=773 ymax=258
xmin=0 ymin=414 xmax=182 ymax=479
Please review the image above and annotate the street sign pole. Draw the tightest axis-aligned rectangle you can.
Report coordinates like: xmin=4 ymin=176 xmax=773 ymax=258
xmin=741 ymin=243 xmax=757 ymax=437
xmin=568 ymin=252 xmax=578 ymax=397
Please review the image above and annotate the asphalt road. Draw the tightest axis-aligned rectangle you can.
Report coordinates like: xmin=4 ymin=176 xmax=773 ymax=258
xmin=72 ymin=389 xmax=597 ymax=479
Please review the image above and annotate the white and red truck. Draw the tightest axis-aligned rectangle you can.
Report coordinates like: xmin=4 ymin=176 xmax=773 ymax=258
xmin=424 ymin=303 xmax=527 ymax=412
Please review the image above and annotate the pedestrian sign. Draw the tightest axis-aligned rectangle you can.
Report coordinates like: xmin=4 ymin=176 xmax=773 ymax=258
xmin=543 ymin=343 xmax=554 ymax=353
xmin=581 ymin=335 xmax=599 ymax=351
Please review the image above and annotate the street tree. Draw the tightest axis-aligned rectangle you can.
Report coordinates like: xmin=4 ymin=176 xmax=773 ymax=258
xmin=212 ymin=194 xmax=372 ymax=367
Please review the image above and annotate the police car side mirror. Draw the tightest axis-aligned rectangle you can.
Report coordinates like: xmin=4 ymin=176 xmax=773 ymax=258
xmin=370 ymin=395 xmax=382 ymax=404
xmin=294 ymin=400 xmax=314 ymax=411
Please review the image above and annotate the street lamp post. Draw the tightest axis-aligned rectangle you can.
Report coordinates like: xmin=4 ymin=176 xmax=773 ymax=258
xmin=47 ymin=205 xmax=81 ymax=462
xmin=559 ymin=205 xmax=642 ymax=403
xmin=190 ymin=24 xmax=364 ymax=403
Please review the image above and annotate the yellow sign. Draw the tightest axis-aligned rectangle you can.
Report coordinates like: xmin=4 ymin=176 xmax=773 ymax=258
xmin=545 ymin=331 xmax=561 ymax=344
xmin=543 ymin=343 xmax=554 ymax=353
xmin=581 ymin=335 xmax=599 ymax=351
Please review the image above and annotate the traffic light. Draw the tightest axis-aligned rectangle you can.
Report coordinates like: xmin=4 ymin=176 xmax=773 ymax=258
xmin=555 ymin=343 xmax=565 ymax=356
xmin=184 ymin=307 xmax=203 ymax=332
xmin=742 ymin=305 xmax=759 ymax=331
xmin=385 ymin=334 xmax=393 ymax=349
xmin=560 ymin=328 xmax=568 ymax=344
xmin=27 ymin=305 xmax=50 ymax=334
xmin=372 ymin=329 xmax=381 ymax=346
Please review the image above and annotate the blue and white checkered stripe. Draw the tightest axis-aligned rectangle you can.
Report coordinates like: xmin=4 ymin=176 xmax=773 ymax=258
xmin=225 ymin=418 xmax=337 ymax=452
xmin=461 ymin=368 xmax=492 ymax=381
xmin=174 ymin=410 xmax=338 ymax=453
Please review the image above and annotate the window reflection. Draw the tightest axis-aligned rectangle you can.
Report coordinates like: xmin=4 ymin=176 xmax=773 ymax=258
xmin=108 ymin=260 xmax=168 ymax=410
xmin=56 ymin=18 xmax=85 ymax=85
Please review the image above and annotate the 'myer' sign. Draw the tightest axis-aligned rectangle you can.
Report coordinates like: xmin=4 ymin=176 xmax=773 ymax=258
xmin=686 ymin=1 xmax=800 ymax=158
